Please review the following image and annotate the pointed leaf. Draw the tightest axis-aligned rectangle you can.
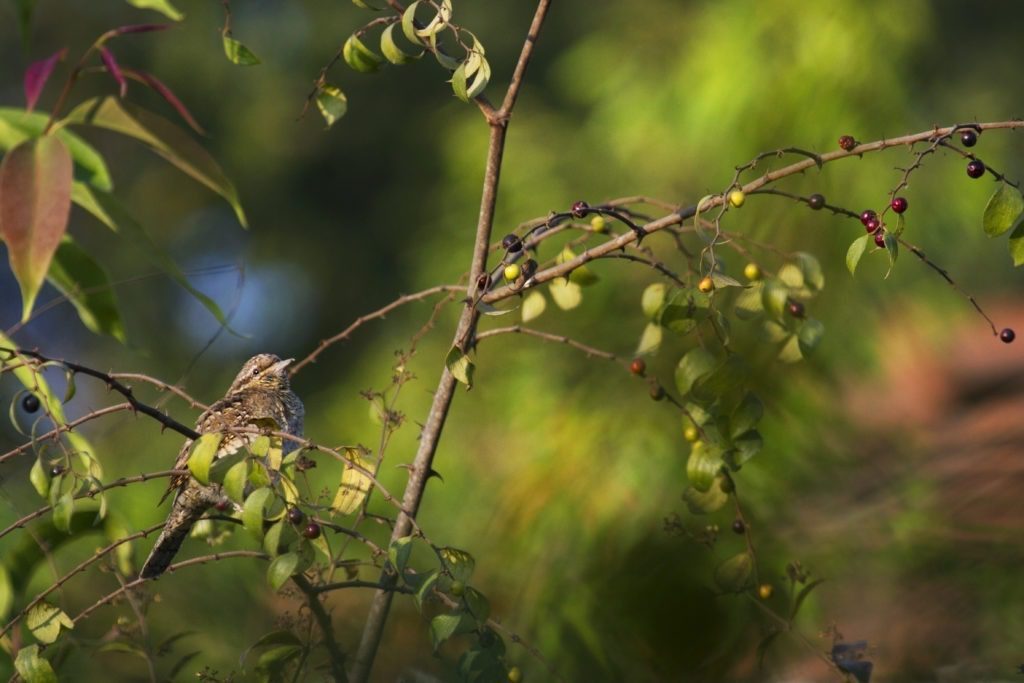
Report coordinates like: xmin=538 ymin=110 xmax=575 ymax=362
xmin=439 ymin=546 xmax=475 ymax=582
xmin=714 ymin=551 xmax=753 ymax=592
xmin=983 ymin=182 xmax=1024 ymax=237
xmin=674 ymin=347 xmax=716 ymax=396
xmin=0 ymin=108 xmax=113 ymax=190
xmin=24 ymin=49 xmax=67 ymax=112
xmin=343 ymin=34 xmax=385 ymax=73
xmin=641 ymin=283 xmax=666 ymax=319
xmin=47 ymin=236 xmax=126 ymax=341
xmin=26 ymin=602 xmax=73 ymax=644
xmin=1009 ymin=220 xmax=1024 ymax=267
xmin=266 ymin=552 xmax=300 ymax=590
xmin=380 ymin=22 xmax=422 ymax=64
xmin=14 ymin=645 xmax=57 ymax=683
xmin=635 ymin=322 xmax=663 ymax=355
xmin=0 ymin=136 xmax=73 ymax=321
xmin=332 ymin=448 xmax=372 ymax=515
xmin=243 ymin=487 xmax=272 ymax=539
xmin=846 ymin=234 xmax=869 ymax=276
xmin=315 ymin=85 xmax=347 ymax=128
xmin=125 ymin=0 xmax=184 ymax=21
xmin=549 ymin=277 xmax=582 ymax=310
xmin=430 ymin=613 xmax=471 ymax=652
xmin=222 ymin=35 xmax=260 ymax=66
xmin=120 ymin=68 xmax=204 ymax=134
xmin=445 ymin=346 xmax=474 ymax=388
xmin=30 ymin=458 xmax=50 ymax=498
xmin=98 ymin=47 xmax=127 ymax=97
xmin=223 ymin=459 xmax=249 ymax=503
xmin=401 ymin=1 xmax=426 ymax=45
xmin=388 ymin=535 xmax=413 ymax=574
xmin=414 ymin=570 xmax=439 ymax=611
xmin=64 ymin=97 xmax=247 ymax=226
xmin=521 ymin=290 xmax=546 ymax=322
xmin=186 ymin=433 xmax=222 ymax=485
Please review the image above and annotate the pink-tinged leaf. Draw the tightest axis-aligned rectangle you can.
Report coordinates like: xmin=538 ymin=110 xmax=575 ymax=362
xmin=99 ymin=47 xmax=127 ymax=98
xmin=0 ymin=136 xmax=74 ymax=320
xmin=121 ymin=67 xmax=204 ymax=134
xmin=111 ymin=23 xmax=172 ymax=35
xmin=24 ymin=49 xmax=68 ymax=112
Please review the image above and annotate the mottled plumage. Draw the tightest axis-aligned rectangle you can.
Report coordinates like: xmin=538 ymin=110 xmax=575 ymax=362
xmin=140 ymin=354 xmax=304 ymax=579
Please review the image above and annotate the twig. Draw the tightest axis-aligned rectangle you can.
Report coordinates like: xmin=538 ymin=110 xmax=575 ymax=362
xmin=474 ymin=325 xmax=621 ymax=364
xmin=291 ymin=574 xmax=348 ymax=683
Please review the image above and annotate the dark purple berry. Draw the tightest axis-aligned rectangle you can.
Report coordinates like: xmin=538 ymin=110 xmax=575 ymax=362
xmin=630 ymin=358 xmax=646 ymax=376
xmin=967 ymin=160 xmax=986 ymax=179
xmin=787 ymin=300 xmax=805 ymax=318
xmin=859 ymin=210 xmax=876 ymax=226
xmin=521 ymin=259 xmax=538 ymax=278
xmin=22 ymin=394 xmax=40 ymax=413
xmin=476 ymin=273 xmax=491 ymax=291
xmin=571 ymin=200 xmax=589 ymax=218
xmin=501 ymin=234 xmax=522 ymax=252
xmin=287 ymin=507 xmax=305 ymax=525
xmin=960 ymin=130 xmax=978 ymax=147
xmin=807 ymin=193 xmax=825 ymax=210
xmin=838 ymin=135 xmax=856 ymax=151
xmin=50 ymin=464 xmax=65 ymax=477
xmin=649 ymin=385 xmax=665 ymax=401
xmin=1000 ymin=328 xmax=1016 ymax=344
xmin=865 ymin=218 xmax=881 ymax=234
xmin=731 ymin=520 xmax=745 ymax=534
xmin=891 ymin=197 xmax=908 ymax=214
xmin=874 ymin=231 xmax=886 ymax=247
xmin=302 ymin=522 xmax=322 ymax=539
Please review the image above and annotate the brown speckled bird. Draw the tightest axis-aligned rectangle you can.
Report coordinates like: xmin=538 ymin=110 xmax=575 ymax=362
xmin=140 ymin=354 xmax=304 ymax=579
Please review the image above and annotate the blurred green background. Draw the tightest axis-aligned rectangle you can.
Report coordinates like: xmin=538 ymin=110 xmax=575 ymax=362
xmin=2 ymin=0 xmax=1024 ymax=680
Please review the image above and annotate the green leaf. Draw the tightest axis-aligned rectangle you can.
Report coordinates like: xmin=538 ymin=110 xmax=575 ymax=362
xmin=125 ymin=0 xmax=184 ymax=20
xmin=343 ymin=34 xmax=385 ymax=73
xmin=401 ymin=1 xmax=425 ymax=45
xmin=240 ymin=630 xmax=302 ymax=668
xmin=790 ymin=577 xmax=825 ymax=620
xmin=315 ymin=85 xmax=347 ymax=128
xmin=222 ymin=35 xmax=260 ymax=66
xmin=53 ymin=492 xmax=74 ymax=533
xmin=332 ymin=448 xmax=372 ymax=515
xmin=0 ymin=108 xmax=113 ymax=190
xmin=415 ymin=0 xmax=452 ymax=38
xmin=14 ymin=645 xmax=57 ymax=683
xmin=635 ymin=322 xmax=663 ymax=355
xmin=414 ymin=570 xmax=439 ymax=611
xmin=0 ymin=136 xmax=73 ymax=321
xmin=266 ymin=552 xmax=299 ymax=590
xmin=883 ymin=231 xmax=898 ymax=277
xmin=64 ymin=97 xmax=247 ymax=227
xmin=388 ymin=536 xmax=413 ymax=574
xmin=761 ymin=278 xmax=789 ymax=319
xmin=727 ymin=430 xmax=763 ymax=469
xmin=557 ymin=246 xmax=599 ymax=286
xmin=380 ymin=23 xmax=422 ymax=64
xmin=256 ymin=645 xmax=302 ymax=674
xmin=243 ymin=487 xmax=272 ymax=539
xmin=29 ymin=458 xmax=50 ymax=498
xmin=47 ymin=236 xmax=126 ymax=341
xmin=26 ymin=602 xmax=73 ymax=644
xmin=548 ymin=277 xmax=582 ymax=310
xmin=439 ymin=546 xmax=475 ymax=582
xmin=734 ymin=282 xmax=763 ymax=320
xmin=777 ymin=333 xmax=802 ymax=363
xmin=846 ymin=234 xmax=869 ymax=276
xmin=351 ymin=0 xmax=383 ymax=8
xmin=0 ymin=563 xmax=12 ymax=620
xmin=983 ymin=182 xmax=1024 ymax=237
xmin=686 ymin=441 xmax=723 ymax=492
xmin=710 ymin=272 xmax=743 ymax=289
xmin=794 ymin=252 xmax=824 ymax=291
xmin=445 ymin=346 xmax=475 ymax=388
xmin=12 ymin=0 xmax=35 ymax=47
xmin=1010 ymin=220 xmax=1024 ymax=266
xmin=714 ymin=551 xmax=753 ymax=592
xmin=797 ymin=318 xmax=825 ymax=356
xmin=429 ymin=613 xmax=473 ymax=652
xmin=730 ymin=392 xmax=764 ymax=438
xmin=186 ymin=433 xmax=222 ymax=485
xmin=464 ymin=587 xmax=490 ymax=623
xmin=674 ymin=347 xmax=716 ymax=396
xmin=223 ymin=459 xmax=248 ymax=503
xmin=521 ymin=290 xmax=546 ymax=322
xmin=641 ymin=283 xmax=666 ymax=319
xmin=683 ymin=477 xmax=728 ymax=514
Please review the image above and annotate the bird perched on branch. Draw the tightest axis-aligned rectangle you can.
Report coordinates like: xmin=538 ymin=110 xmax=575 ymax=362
xmin=140 ymin=354 xmax=304 ymax=579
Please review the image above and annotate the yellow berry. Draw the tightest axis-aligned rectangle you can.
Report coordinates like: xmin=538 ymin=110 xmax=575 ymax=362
xmin=743 ymin=263 xmax=762 ymax=281
xmin=683 ymin=425 xmax=699 ymax=443
xmin=698 ymin=276 xmax=715 ymax=293
xmin=507 ymin=667 xmax=522 ymax=683
xmin=758 ymin=583 xmax=773 ymax=600
xmin=590 ymin=215 xmax=607 ymax=233
xmin=728 ymin=190 xmax=746 ymax=208
xmin=504 ymin=264 xmax=521 ymax=281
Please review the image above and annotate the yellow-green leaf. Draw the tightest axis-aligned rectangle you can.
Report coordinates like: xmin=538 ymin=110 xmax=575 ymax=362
xmin=14 ymin=645 xmax=57 ymax=683
xmin=332 ymin=448 xmax=372 ymax=515
xmin=521 ymin=290 xmax=546 ymax=322
xmin=983 ymin=182 xmax=1024 ymax=237
xmin=445 ymin=346 xmax=474 ymax=388
xmin=636 ymin=322 xmax=663 ymax=355
xmin=222 ymin=35 xmax=261 ymax=66
xmin=125 ymin=0 xmax=183 ymax=20
xmin=267 ymin=551 xmax=299 ymax=590
xmin=243 ymin=487 xmax=272 ymax=539
xmin=186 ymin=433 xmax=222 ymax=485
xmin=714 ymin=551 xmax=753 ymax=592
xmin=315 ymin=85 xmax=347 ymax=128
xmin=26 ymin=602 xmax=73 ymax=644
xmin=380 ymin=23 xmax=422 ymax=64
xmin=549 ymin=277 xmax=582 ymax=310
xmin=641 ymin=283 xmax=666 ymax=318
xmin=343 ymin=34 xmax=385 ymax=73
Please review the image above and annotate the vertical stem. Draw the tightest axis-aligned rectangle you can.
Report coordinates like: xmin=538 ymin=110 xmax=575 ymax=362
xmin=349 ymin=3 xmax=551 ymax=680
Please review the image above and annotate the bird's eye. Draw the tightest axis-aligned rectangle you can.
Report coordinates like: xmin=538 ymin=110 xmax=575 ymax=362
xmin=252 ymin=366 xmax=261 ymax=376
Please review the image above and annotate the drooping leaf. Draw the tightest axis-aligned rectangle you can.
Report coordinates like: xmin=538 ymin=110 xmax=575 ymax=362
xmin=794 ymin=251 xmax=825 ymax=291
xmin=790 ymin=578 xmax=825 ymax=620
xmin=797 ymin=318 xmax=825 ymax=356
xmin=430 ymin=613 xmax=473 ymax=652
xmin=414 ymin=0 xmax=453 ymax=38
xmin=0 ymin=563 xmax=12 ymax=620
xmin=683 ymin=477 xmax=728 ymax=514
xmin=557 ymin=246 xmax=598 ymax=286
xmin=730 ymin=392 xmax=764 ymax=438
xmin=332 ymin=448 xmax=372 ymax=515
xmin=29 ymin=458 xmax=50 ymax=498
xmin=26 ymin=602 xmax=73 ymax=644
xmin=0 ymin=108 xmax=113 ymax=190
xmin=521 ymin=290 xmax=546 ymax=322
xmin=125 ymin=0 xmax=184 ymax=21
xmin=315 ymin=85 xmax=347 ymax=128
xmin=463 ymin=587 xmax=490 ymax=622
xmin=983 ymin=182 xmax=1024 ymax=237
xmin=686 ymin=441 xmax=723 ymax=492
xmin=445 ymin=346 xmax=475 ymax=388
xmin=727 ymin=430 xmax=763 ymax=469
xmin=883 ymin=232 xmax=898 ymax=278
xmin=380 ymin=23 xmax=423 ymax=64
xmin=266 ymin=552 xmax=299 ymax=590
xmin=439 ymin=546 xmax=475 ymax=582
xmin=760 ymin=278 xmax=789 ymax=319
xmin=343 ymin=34 xmax=385 ymax=73
xmin=242 ymin=487 xmax=272 ymax=539
xmin=414 ymin=570 xmax=439 ymax=611
xmin=24 ymin=49 xmax=67 ymax=112
xmin=64 ymin=97 xmax=247 ymax=226
xmin=223 ymin=459 xmax=249 ymax=503
xmin=674 ymin=347 xmax=716 ymax=396
xmin=121 ymin=68 xmax=204 ymax=134
xmin=388 ymin=536 xmax=413 ymax=575
xmin=846 ymin=234 xmax=869 ymax=276
xmin=401 ymin=1 xmax=426 ymax=45
xmin=641 ymin=283 xmax=666 ymax=319
xmin=352 ymin=0 xmax=383 ymax=8
xmin=14 ymin=645 xmax=57 ymax=683
xmin=713 ymin=551 xmax=753 ymax=592
xmin=0 ymin=135 xmax=73 ymax=321
xmin=46 ymin=236 xmax=126 ymax=341
xmin=549 ymin=277 xmax=582 ymax=310
xmin=222 ymin=35 xmax=261 ymax=66
xmin=636 ymin=322 xmax=663 ymax=355
xmin=186 ymin=433 xmax=223 ymax=485
xmin=98 ymin=47 xmax=127 ymax=97
xmin=53 ymin=492 xmax=74 ymax=533
xmin=1009 ymin=220 xmax=1024 ymax=267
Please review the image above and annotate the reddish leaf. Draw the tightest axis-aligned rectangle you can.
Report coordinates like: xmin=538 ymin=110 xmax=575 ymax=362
xmin=121 ymin=67 xmax=205 ymax=134
xmin=98 ymin=47 xmax=127 ymax=98
xmin=0 ymin=136 xmax=74 ymax=320
xmin=24 ymin=49 xmax=68 ymax=112
xmin=104 ymin=23 xmax=172 ymax=38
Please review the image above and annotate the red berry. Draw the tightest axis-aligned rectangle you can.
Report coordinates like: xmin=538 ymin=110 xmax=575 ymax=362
xmin=891 ymin=197 xmax=908 ymax=214
xmin=960 ymin=130 xmax=978 ymax=147
xmin=287 ymin=507 xmax=305 ymax=525
xmin=874 ymin=231 xmax=886 ymax=247
xmin=731 ymin=520 xmax=745 ymax=534
xmin=838 ymin=135 xmax=856 ymax=151
xmin=630 ymin=358 xmax=646 ymax=376
xmin=786 ymin=299 xmax=805 ymax=318
xmin=571 ymin=200 xmax=589 ymax=218
xmin=302 ymin=522 xmax=322 ymax=539
xmin=967 ymin=160 xmax=986 ymax=178
xmin=859 ymin=210 xmax=876 ymax=226
xmin=807 ymin=193 xmax=825 ymax=210
xmin=865 ymin=218 xmax=881 ymax=234
xmin=1000 ymin=328 xmax=1016 ymax=344
xmin=214 ymin=499 xmax=230 ymax=512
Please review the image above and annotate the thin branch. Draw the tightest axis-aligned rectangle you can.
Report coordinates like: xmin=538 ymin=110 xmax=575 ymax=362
xmin=291 ymin=574 xmax=348 ymax=683
xmin=474 ymin=325 xmax=621 ymax=364
xmin=0 ymin=403 xmax=133 ymax=466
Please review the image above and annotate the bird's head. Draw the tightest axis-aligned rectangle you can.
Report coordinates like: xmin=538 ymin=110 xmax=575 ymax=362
xmin=228 ymin=354 xmax=294 ymax=394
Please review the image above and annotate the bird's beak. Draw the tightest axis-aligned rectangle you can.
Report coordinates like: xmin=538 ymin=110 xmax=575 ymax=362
xmin=270 ymin=358 xmax=295 ymax=374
